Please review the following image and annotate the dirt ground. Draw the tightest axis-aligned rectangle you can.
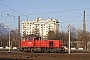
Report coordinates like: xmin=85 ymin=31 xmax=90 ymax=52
xmin=0 ymin=51 xmax=90 ymax=60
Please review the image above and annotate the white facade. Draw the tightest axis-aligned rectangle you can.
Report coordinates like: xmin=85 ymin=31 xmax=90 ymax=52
xmin=22 ymin=17 xmax=59 ymax=39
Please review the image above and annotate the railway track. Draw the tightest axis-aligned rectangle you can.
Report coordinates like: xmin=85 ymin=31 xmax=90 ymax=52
xmin=0 ymin=51 xmax=90 ymax=60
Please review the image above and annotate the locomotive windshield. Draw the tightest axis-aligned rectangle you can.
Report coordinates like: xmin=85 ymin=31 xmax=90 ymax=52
xmin=27 ymin=38 xmax=33 ymax=40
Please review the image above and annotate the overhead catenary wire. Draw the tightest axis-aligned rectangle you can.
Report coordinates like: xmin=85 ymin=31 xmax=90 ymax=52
xmin=26 ymin=8 xmax=90 ymax=15
xmin=0 ymin=1 xmax=90 ymax=25
xmin=0 ymin=2 xmax=28 ymax=17
xmin=0 ymin=1 xmax=90 ymax=32
xmin=1 ymin=1 xmax=90 ymax=16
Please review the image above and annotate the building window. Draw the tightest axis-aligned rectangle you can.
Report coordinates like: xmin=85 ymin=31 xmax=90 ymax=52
xmin=27 ymin=27 xmax=28 ymax=29
xmin=46 ymin=31 xmax=48 ymax=32
xmin=44 ymin=24 xmax=45 ymax=26
xmin=23 ymin=27 xmax=26 ymax=28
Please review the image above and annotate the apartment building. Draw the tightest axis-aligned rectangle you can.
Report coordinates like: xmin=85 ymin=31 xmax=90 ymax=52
xmin=22 ymin=17 xmax=59 ymax=39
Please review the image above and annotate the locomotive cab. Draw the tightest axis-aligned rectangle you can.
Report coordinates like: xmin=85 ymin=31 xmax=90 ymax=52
xmin=34 ymin=37 xmax=41 ymax=41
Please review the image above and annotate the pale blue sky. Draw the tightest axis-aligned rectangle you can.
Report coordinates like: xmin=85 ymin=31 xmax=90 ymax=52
xmin=0 ymin=0 xmax=90 ymax=32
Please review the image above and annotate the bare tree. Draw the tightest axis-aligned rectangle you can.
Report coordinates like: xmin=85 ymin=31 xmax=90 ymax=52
xmin=47 ymin=30 xmax=56 ymax=40
xmin=70 ymin=27 xmax=77 ymax=47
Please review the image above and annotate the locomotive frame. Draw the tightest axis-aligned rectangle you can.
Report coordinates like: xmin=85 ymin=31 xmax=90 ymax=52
xmin=19 ymin=37 xmax=65 ymax=53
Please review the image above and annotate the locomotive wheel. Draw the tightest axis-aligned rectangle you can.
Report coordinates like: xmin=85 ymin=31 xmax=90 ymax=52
xmin=50 ymin=49 xmax=54 ymax=53
xmin=30 ymin=48 xmax=34 ymax=53
xmin=43 ymin=49 xmax=49 ymax=53
xmin=41 ymin=49 xmax=44 ymax=53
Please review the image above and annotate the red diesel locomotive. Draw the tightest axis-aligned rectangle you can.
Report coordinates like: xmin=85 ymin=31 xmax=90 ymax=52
xmin=19 ymin=37 xmax=65 ymax=53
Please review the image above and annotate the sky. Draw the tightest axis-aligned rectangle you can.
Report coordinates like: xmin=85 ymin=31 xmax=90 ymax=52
xmin=0 ymin=0 xmax=90 ymax=32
